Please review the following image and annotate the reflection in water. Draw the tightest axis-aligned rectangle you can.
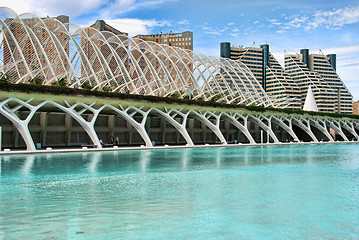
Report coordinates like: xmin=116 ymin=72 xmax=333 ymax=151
xmin=216 ymin=147 xmax=221 ymax=168
xmin=0 ymin=144 xmax=358 ymax=239
xmin=20 ymin=155 xmax=35 ymax=176
xmin=87 ymin=152 xmax=102 ymax=174
xmin=182 ymin=148 xmax=191 ymax=170
xmin=140 ymin=150 xmax=151 ymax=172
xmin=46 ymin=153 xmax=53 ymax=162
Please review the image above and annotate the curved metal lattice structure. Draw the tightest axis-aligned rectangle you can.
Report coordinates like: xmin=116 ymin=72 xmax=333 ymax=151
xmin=0 ymin=7 xmax=273 ymax=107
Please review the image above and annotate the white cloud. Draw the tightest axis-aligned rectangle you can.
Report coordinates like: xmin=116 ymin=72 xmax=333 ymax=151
xmin=105 ymin=18 xmax=171 ymax=37
xmin=307 ymin=5 xmax=359 ymax=30
xmin=321 ymin=44 xmax=359 ymax=56
xmin=178 ymin=19 xmax=189 ymax=25
xmin=107 ymin=0 xmax=136 ymax=15
xmin=269 ymin=5 xmax=359 ymax=32
xmin=228 ymin=22 xmax=235 ymax=26
xmin=268 ymin=19 xmax=282 ymax=26
xmin=107 ymin=0 xmax=177 ymax=15
xmin=254 ymin=20 xmax=260 ymax=24
xmin=1 ymin=0 xmax=103 ymax=18
xmin=204 ymin=31 xmax=221 ymax=35
xmin=1 ymin=0 xmax=177 ymax=20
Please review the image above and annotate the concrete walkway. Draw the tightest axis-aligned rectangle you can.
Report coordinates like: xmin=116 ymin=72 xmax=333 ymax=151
xmin=0 ymin=141 xmax=357 ymax=156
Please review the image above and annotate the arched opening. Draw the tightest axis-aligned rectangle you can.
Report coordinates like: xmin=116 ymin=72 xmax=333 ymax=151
xmin=246 ymin=118 xmax=273 ymax=143
xmin=94 ymin=108 xmax=146 ymax=147
xmin=341 ymin=128 xmax=356 ymax=141
xmin=291 ymin=124 xmax=314 ymax=142
xmin=0 ymin=113 xmax=25 ymax=149
xmin=309 ymin=124 xmax=331 ymax=142
xmin=145 ymin=114 xmax=186 ymax=146
xmin=271 ymin=121 xmax=293 ymax=142
xmin=218 ymin=118 xmax=251 ymax=144
xmin=186 ymin=117 xmax=220 ymax=145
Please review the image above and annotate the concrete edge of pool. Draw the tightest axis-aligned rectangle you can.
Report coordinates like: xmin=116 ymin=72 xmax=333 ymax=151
xmin=1 ymin=141 xmax=358 ymax=156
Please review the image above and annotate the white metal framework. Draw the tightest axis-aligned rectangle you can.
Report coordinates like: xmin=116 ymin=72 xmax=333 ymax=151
xmin=1 ymin=97 xmax=358 ymax=151
xmin=0 ymin=7 xmax=272 ymax=107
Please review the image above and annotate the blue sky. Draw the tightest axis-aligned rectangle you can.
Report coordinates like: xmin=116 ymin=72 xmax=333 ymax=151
xmin=4 ymin=0 xmax=359 ymax=100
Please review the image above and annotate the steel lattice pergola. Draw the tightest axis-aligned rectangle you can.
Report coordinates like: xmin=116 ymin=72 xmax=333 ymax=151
xmin=0 ymin=7 xmax=273 ymax=107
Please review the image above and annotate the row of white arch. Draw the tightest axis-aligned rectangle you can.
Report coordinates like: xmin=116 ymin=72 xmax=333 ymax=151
xmin=0 ymin=7 xmax=272 ymax=107
xmin=1 ymin=98 xmax=358 ymax=151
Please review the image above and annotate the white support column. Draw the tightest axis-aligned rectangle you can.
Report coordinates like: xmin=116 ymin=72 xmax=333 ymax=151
xmin=0 ymin=98 xmax=37 ymax=150
xmin=271 ymin=115 xmax=300 ymax=142
xmin=57 ymin=102 xmax=102 ymax=148
xmin=326 ymin=119 xmax=348 ymax=142
xmin=150 ymin=108 xmax=194 ymax=146
xmin=291 ymin=117 xmax=318 ymax=142
xmin=340 ymin=120 xmax=359 ymax=141
xmin=248 ymin=114 xmax=279 ymax=143
xmin=224 ymin=112 xmax=256 ymax=144
xmin=103 ymin=105 xmax=153 ymax=147
xmin=309 ymin=118 xmax=334 ymax=142
xmin=192 ymin=110 xmax=227 ymax=145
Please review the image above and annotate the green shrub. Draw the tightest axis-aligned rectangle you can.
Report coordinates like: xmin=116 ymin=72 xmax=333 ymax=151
xmin=0 ymin=82 xmax=358 ymax=120
xmin=81 ymin=81 xmax=92 ymax=90
xmin=29 ymin=77 xmax=43 ymax=85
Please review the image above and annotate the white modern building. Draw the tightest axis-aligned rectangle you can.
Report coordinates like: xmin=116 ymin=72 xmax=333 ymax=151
xmin=0 ymin=7 xmax=273 ymax=107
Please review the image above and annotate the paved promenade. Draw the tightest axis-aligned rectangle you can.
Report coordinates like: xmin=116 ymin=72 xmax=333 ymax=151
xmin=1 ymin=141 xmax=356 ymax=156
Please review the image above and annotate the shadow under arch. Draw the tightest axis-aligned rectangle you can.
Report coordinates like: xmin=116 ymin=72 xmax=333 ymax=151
xmin=93 ymin=105 xmax=152 ymax=147
xmin=146 ymin=108 xmax=193 ymax=146
xmin=186 ymin=110 xmax=226 ymax=145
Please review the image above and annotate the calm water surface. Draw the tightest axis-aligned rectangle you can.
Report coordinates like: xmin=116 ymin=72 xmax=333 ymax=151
xmin=0 ymin=144 xmax=359 ymax=239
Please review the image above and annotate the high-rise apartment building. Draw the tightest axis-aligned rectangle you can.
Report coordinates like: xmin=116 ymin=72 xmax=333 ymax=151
xmin=3 ymin=15 xmax=69 ymax=82
xmin=285 ymin=49 xmax=352 ymax=114
xmin=220 ymin=42 xmax=301 ymax=109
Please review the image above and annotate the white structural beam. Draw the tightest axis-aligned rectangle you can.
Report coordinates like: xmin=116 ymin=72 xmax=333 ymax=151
xmin=188 ymin=110 xmax=227 ymax=145
xmin=309 ymin=118 xmax=334 ymax=142
xmin=1 ymin=97 xmax=359 ymax=151
xmin=291 ymin=117 xmax=318 ymax=142
xmin=325 ymin=119 xmax=348 ymax=142
xmin=248 ymin=114 xmax=279 ymax=143
xmin=150 ymin=107 xmax=194 ymax=146
xmin=271 ymin=115 xmax=300 ymax=142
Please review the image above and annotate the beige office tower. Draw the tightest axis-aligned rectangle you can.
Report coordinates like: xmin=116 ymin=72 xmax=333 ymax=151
xmin=220 ymin=43 xmax=301 ymax=109
xmin=285 ymin=49 xmax=352 ymax=114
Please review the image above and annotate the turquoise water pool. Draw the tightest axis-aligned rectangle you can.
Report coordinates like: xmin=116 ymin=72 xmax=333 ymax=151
xmin=1 ymin=144 xmax=359 ymax=239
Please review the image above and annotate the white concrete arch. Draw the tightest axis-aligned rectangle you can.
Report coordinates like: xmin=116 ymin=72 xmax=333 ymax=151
xmin=187 ymin=110 xmax=227 ymax=145
xmin=98 ymin=104 xmax=153 ymax=147
xmin=221 ymin=112 xmax=256 ymax=144
xmin=309 ymin=118 xmax=334 ymax=142
xmin=325 ymin=119 xmax=348 ymax=141
xmin=290 ymin=117 xmax=318 ymax=142
xmin=149 ymin=107 xmax=194 ymax=146
xmin=340 ymin=120 xmax=359 ymax=140
xmin=270 ymin=115 xmax=300 ymax=142
xmin=248 ymin=114 xmax=279 ymax=143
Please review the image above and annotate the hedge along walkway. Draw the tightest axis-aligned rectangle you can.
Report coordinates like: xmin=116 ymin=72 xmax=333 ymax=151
xmin=0 ymin=82 xmax=357 ymax=120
